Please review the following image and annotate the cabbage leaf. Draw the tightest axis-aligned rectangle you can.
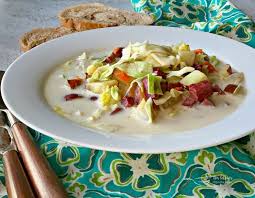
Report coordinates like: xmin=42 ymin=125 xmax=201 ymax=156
xmin=133 ymin=98 xmax=154 ymax=123
xmin=90 ymin=65 xmax=115 ymax=81
xmin=147 ymin=74 xmax=163 ymax=95
xmin=167 ymin=66 xmax=195 ymax=78
xmin=153 ymin=89 xmax=182 ymax=105
xmin=178 ymin=51 xmax=195 ymax=66
xmin=116 ymin=61 xmax=153 ymax=78
xmin=180 ymin=70 xmax=208 ymax=86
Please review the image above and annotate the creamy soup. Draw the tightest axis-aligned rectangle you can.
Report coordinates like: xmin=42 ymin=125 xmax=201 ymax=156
xmin=44 ymin=42 xmax=245 ymax=134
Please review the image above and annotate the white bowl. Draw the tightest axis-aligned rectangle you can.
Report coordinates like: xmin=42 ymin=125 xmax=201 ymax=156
xmin=2 ymin=26 xmax=255 ymax=153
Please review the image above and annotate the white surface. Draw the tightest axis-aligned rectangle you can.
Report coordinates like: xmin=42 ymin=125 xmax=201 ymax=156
xmin=0 ymin=0 xmax=131 ymax=71
xmin=230 ymin=0 xmax=255 ymax=21
xmin=2 ymin=26 xmax=255 ymax=153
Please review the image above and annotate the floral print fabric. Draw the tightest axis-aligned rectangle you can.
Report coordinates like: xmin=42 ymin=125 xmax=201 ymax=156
xmin=0 ymin=0 xmax=255 ymax=197
xmin=0 ymin=130 xmax=253 ymax=198
xmin=131 ymin=0 xmax=255 ymax=48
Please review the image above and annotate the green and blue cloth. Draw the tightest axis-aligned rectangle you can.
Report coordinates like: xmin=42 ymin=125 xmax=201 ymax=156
xmin=0 ymin=0 xmax=255 ymax=197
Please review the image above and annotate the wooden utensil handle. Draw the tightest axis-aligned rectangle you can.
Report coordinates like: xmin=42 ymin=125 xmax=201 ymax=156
xmin=11 ymin=122 xmax=67 ymax=198
xmin=3 ymin=150 xmax=35 ymax=198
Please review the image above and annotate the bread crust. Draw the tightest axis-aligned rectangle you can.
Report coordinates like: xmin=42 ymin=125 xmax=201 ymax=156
xmin=58 ymin=3 xmax=154 ymax=31
xmin=19 ymin=27 xmax=74 ymax=52
xmin=19 ymin=3 xmax=154 ymax=52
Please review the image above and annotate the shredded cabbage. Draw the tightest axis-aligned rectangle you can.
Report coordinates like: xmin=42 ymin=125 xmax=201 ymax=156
xmin=180 ymin=70 xmax=208 ymax=86
xmin=90 ymin=65 xmax=115 ymax=81
xmin=116 ymin=61 xmax=153 ymax=78
xmin=146 ymin=43 xmax=172 ymax=55
xmin=86 ymin=60 xmax=104 ymax=75
xmin=150 ymin=54 xmax=177 ymax=66
xmin=144 ymin=55 xmax=162 ymax=65
xmin=224 ymin=72 xmax=244 ymax=85
xmin=145 ymin=98 xmax=153 ymax=123
xmin=77 ymin=52 xmax=87 ymax=60
xmin=167 ymin=76 xmax=182 ymax=83
xmin=147 ymin=74 xmax=163 ymax=95
xmin=133 ymin=99 xmax=147 ymax=121
xmin=167 ymin=66 xmax=195 ymax=78
xmin=125 ymin=76 xmax=145 ymax=96
xmin=86 ymin=80 xmax=118 ymax=94
xmin=119 ymin=42 xmax=172 ymax=62
xmin=172 ymin=43 xmax=190 ymax=54
xmin=194 ymin=53 xmax=207 ymax=65
xmin=178 ymin=51 xmax=195 ymax=66
xmin=153 ymin=89 xmax=182 ymax=105
xmin=100 ymin=86 xmax=120 ymax=106
xmin=133 ymin=98 xmax=153 ymax=123
xmin=110 ymin=85 xmax=120 ymax=101
xmin=160 ymin=66 xmax=171 ymax=73
xmin=209 ymin=55 xmax=219 ymax=66
xmin=77 ymin=52 xmax=89 ymax=70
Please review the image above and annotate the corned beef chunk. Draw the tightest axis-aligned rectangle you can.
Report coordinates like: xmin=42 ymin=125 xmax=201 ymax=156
xmin=104 ymin=47 xmax=123 ymax=63
xmin=64 ymin=94 xmax=83 ymax=101
xmin=182 ymin=80 xmax=214 ymax=107
xmin=153 ymin=67 xmax=167 ymax=79
xmin=182 ymin=94 xmax=197 ymax=107
xmin=224 ymin=84 xmax=238 ymax=93
xmin=212 ymin=84 xmax=225 ymax=95
xmin=168 ymin=82 xmax=184 ymax=91
xmin=110 ymin=107 xmax=123 ymax=115
xmin=112 ymin=47 xmax=123 ymax=58
xmin=134 ymin=86 xmax=143 ymax=105
xmin=204 ymin=61 xmax=217 ymax=73
xmin=189 ymin=80 xmax=213 ymax=102
xmin=226 ymin=64 xmax=233 ymax=75
xmin=121 ymin=96 xmax=134 ymax=107
xmin=142 ymin=78 xmax=150 ymax=99
xmin=67 ymin=78 xmax=83 ymax=89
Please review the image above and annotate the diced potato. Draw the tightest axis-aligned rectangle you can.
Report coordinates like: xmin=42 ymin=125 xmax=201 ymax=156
xmin=86 ymin=80 xmax=118 ymax=94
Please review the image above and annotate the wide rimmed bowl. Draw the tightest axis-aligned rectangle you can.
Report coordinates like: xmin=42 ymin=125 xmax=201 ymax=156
xmin=2 ymin=26 xmax=255 ymax=153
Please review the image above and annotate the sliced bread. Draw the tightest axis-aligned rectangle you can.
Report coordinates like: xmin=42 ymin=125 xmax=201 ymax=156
xmin=19 ymin=27 xmax=75 ymax=52
xmin=58 ymin=3 xmax=154 ymax=31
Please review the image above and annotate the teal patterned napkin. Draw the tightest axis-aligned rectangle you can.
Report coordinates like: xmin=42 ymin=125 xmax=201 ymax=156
xmin=131 ymin=0 xmax=255 ymax=48
xmin=1 ymin=1 xmax=255 ymax=197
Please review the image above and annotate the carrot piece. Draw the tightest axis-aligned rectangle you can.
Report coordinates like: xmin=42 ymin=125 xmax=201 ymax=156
xmin=204 ymin=61 xmax=217 ymax=73
xmin=194 ymin=49 xmax=204 ymax=54
xmin=113 ymin=69 xmax=134 ymax=84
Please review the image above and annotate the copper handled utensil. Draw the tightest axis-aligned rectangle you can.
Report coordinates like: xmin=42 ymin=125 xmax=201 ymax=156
xmin=0 ymin=71 xmax=67 ymax=198
xmin=0 ymin=116 xmax=35 ymax=198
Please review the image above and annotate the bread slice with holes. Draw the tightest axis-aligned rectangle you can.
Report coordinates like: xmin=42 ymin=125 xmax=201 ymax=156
xmin=58 ymin=3 xmax=154 ymax=31
xmin=19 ymin=27 xmax=75 ymax=52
